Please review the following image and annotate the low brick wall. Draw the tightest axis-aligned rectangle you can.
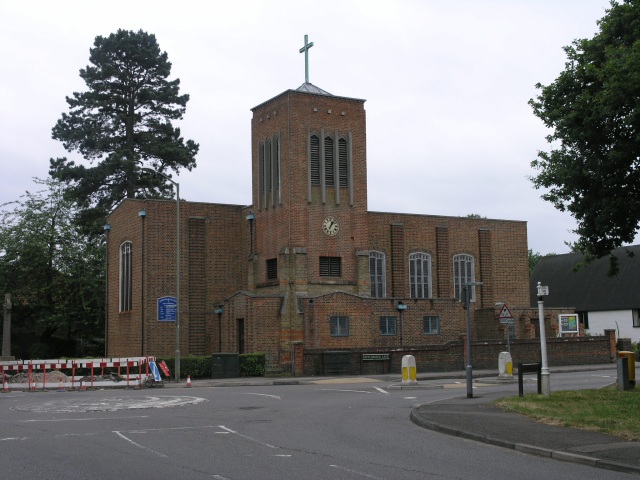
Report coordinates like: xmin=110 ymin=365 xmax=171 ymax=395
xmin=301 ymin=331 xmax=616 ymax=376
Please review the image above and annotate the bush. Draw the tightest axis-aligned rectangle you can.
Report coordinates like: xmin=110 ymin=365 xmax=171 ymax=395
xmin=240 ymin=353 xmax=266 ymax=377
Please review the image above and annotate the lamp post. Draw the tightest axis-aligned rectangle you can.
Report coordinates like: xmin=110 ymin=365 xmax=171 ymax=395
xmin=462 ymin=281 xmax=483 ymax=399
xmin=397 ymin=301 xmax=407 ymax=346
xmin=215 ymin=305 xmax=224 ymax=352
xmin=537 ymin=282 xmax=551 ymax=396
xmin=103 ymin=223 xmax=111 ymax=357
xmin=143 ymin=168 xmax=180 ymax=382
xmin=139 ymin=209 xmax=146 ymax=357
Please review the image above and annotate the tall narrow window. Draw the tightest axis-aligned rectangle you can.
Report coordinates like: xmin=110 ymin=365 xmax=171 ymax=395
xmin=453 ymin=254 xmax=475 ymax=302
xmin=258 ymin=142 xmax=265 ymax=209
xmin=369 ymin=251 xmax=386 ymax=298
xmin=274 ymin=136 xmax=280 ymax=200
xmin=410 ymin=252 xmax=432 ymax=298
xmin=266 ymin=139 xmax=272 ymax=207
xmin=324 ymin=136 xmax=334 ymax=186
xmin=119 ymin=241 xmax=133 ymax=312
xmin=320 ymin=256 xmax=341 ymax=277
xmin=310 ymin=134 xmax=320 ymax=185
xmin=338 ymin=137 xmax=348 ymax=188
xmin=266 ymin=258 xmax=278 ymax=281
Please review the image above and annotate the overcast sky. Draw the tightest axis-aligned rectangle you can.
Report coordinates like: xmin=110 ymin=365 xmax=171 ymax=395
xmin=0 ymin=0 xmax=618 ymax=255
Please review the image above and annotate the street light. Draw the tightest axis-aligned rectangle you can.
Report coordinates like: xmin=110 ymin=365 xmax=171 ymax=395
xmin=103 ymin=223 xmax=111 ymax=357
xmin=142 ymin=168 xmax=181 ymax=382
xmin=215 ymin=305 xmax=224 ymax=352
xmin=139 ymin=209 xmax=146 ymax=357
xmin=537 ymin=282 xmax=551 ymax=396
xmin=462 ymin=281 xmax=483 ymax=399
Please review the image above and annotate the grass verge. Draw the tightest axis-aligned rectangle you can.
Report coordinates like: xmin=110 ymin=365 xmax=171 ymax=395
xmin=494 ymin=386 xmax=640 ymax=441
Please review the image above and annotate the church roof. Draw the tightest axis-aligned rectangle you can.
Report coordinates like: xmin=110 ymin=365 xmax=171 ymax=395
xmin=295 ymin=82 xmax=332 ymax=96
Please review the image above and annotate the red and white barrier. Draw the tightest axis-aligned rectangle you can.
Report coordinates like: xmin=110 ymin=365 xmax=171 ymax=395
xmin=0 ymin=356 xmax=156 ymax=391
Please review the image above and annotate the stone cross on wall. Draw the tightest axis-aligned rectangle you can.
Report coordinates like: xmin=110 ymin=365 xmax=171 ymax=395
xmin=299 ymin=34 xmax=314 ymax=84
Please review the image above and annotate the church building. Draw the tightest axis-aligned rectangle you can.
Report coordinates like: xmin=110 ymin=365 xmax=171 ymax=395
xmin=105 ymin=38 xmax=530 ymax=375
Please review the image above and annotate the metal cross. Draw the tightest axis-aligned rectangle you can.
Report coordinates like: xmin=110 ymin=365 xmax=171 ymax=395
xmin=299 ymin=34 xmax=314 ymax=84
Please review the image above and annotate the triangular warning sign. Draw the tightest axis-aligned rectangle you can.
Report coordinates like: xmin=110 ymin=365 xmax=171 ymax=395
xmin=498 ymin=304 xmax=513 ymax=319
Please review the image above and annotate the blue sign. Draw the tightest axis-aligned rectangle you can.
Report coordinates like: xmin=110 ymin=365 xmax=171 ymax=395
xmin=157 ymin=296 xmax=177 ymax=322
xmin=148 ymin=361 xmax=162 ymax=382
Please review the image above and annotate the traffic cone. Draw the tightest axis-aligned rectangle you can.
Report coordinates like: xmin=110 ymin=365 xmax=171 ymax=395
xmin=2 ymin=377 xmax=10 ymax=393
xmin=186 ymin=375 xmax=192 ymax=387
xmin=30 ymin=379 xmax=37 ymax=392
xmin=79 ymin=380 xmax=86 ymax=391
xmin=57 ymin=378 xmax=65 ymax=392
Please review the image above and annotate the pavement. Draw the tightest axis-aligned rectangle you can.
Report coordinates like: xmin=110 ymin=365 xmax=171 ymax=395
xmin=164 ymin=364 xmax=640 ymax=476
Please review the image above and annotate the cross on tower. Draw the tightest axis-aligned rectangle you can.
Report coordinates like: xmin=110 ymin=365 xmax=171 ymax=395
xmin=299 ymin=34 xmax=314 ymax=84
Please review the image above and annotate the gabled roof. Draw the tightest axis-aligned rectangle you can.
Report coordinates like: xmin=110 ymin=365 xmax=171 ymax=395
xmin=530 ymin=245 xmax=640 ymax=311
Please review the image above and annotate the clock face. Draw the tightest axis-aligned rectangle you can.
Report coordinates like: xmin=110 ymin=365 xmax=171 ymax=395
xmin=322 ymin=216 xmax=339 ymax=236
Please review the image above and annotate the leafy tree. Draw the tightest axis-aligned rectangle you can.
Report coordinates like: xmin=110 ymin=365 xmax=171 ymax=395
xmin=50 ymin=29 xmax=198 ymax=232
xmin=0 ymin=179 xmax=105 ymax=357
xmin=529 ymin=0 xmax=640 ymax=272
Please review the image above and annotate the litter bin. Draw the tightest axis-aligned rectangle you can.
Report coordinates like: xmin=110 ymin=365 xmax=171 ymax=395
xmin=212 ymin=353 xmax=239 ymax=379
xmin=618 ymin=351 xmax=636 ymax=387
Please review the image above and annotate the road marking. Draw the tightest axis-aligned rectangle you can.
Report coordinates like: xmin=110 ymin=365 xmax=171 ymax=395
xmin=321 ymin=389 xmax=373 ymax=394
xmin=242 ymin=393 xmax=281 ymax=400
xmin=21 ymin=415 xmax=149 ymax=423
xmin=219 ymin=425 xmax=278 ymax=449
xmin=212 ymin=476 xmax=231 ymax=480
xmin=113 ymin=430 xmax=168 ymax=458
xmin=14 ymin=396 xmax=206 ymax=413
xmin=0 ymin=437 xmax=28 ymax=441
xmin=404 ymin=396 xmax=417 ymax=400
xmin=373 ymin=387 xmax=388 ymax=394
xmin=330 ymin=464 xmax=384 ymax=479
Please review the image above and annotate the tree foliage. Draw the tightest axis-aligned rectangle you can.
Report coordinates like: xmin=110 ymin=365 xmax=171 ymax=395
xmin=529 ymin=0 xmax=640 ymax=272
xmin=50 ymin=29 xmax=198 ymax=232
xmin=0 ymin=179 xmax=105 ymax=357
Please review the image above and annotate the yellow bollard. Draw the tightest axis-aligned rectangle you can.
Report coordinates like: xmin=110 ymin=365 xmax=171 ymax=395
xmin=401 ymin=355 xmax=417 ymax=385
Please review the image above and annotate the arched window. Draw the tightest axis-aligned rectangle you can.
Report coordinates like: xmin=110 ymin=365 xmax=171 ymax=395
xmin=369 ymin=251 xmax=386 ymax=298
xmin=410 ymin=252 xmax=432 ymax=298
xmin=453 ymin=254 xmax=475 ymax=302
xmin=119 ymin=241 xmax=133 ymax=312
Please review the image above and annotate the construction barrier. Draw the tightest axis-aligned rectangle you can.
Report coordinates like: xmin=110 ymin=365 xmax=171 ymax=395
xmin=0 ymin=356 xmax=157 ymax=391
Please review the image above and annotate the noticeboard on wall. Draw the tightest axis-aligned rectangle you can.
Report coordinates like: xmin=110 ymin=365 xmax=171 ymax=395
xmin=157 ymin=296 xmax=177 ymax=322
xmin=558 ymin=314 xmax=579 ymax=334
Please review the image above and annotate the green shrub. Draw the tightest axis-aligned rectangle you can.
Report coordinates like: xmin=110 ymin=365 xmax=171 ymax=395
xmin=156 ymin=356 xmax=211 ymax=380
xmin=240 ymin=353 xmax=266 ymax=377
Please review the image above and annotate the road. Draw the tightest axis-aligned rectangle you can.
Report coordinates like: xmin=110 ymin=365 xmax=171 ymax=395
xmin=0 ymin=368 xmax=631 ymax=479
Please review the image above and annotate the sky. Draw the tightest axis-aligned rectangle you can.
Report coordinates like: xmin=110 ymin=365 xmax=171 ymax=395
xmin=0 ymin=0 xmax=619 ymax=255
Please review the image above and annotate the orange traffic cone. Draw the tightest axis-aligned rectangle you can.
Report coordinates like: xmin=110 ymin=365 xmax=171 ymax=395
xmin=2 ymin=377 xmax=10 ymax=393
xmin=186 ymin=375 xmax=192 ymax=387
xmin=57 ymin=378 xmax=65 ymax=392
xmin=30 ymin=379 xmax=37 ymax=392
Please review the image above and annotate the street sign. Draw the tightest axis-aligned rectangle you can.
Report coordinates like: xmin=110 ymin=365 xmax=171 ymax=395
xmin=500 ymin=318 xmax=515 ymax=324
xmin=537 ymin=285 xmax=549 ymax=296
xmin=498 ymin=304 xmax=513 ymax=319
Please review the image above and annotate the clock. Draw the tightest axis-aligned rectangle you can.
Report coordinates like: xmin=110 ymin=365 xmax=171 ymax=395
xmin=322 ymin=216 xmax=339 ymax=236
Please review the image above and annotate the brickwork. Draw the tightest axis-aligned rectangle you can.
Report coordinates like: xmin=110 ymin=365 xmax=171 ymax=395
xmin=106 ymin=85 xmax=537 ymax=375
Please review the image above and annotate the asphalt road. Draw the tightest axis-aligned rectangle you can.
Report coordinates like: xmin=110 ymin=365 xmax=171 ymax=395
xmin=0 ymin=368 xmax=632 ymax=479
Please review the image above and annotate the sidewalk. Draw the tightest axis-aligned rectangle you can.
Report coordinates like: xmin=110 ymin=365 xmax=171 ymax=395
xmin=169 ymin=364 xmax=640 ymax=475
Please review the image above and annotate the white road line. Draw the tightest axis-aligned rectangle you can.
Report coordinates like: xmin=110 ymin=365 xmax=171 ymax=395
xmin=373 ymin=387 xmax=388 ymax=394
xmin=219 ymin=425 xmax=277 ymax=449
xmin=212 ymin=476 xmax=231 ymax=480
xmin=242 ymin=393 xmax=281 ymax=400
xmin=0 ymin=437 xmax=28 ymax=441
xmin=321 ymin=389 xmax=373 ymax=394
xmin=329 ymin=464 xmax=384 ymax=479
xmin=21 ymin=415 xmax=149 ymax=423
xmin=113 ymin=430 xmax=168 ymax=458
xmin=122 ymin=425 xmax=225 ymax=434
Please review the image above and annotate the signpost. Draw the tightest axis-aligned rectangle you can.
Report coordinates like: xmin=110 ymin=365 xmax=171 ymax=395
xmin=497 ymin=303 xmax=514 ymax=352
xmin=559 ymin=314 xmax=579 ymax=335
xmin=536 ymin=282 xmax=551 ymax=396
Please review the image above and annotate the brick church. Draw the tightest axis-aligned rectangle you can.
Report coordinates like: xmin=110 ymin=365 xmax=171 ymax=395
xmin=105 ymin=39 xmax=530 ymax=375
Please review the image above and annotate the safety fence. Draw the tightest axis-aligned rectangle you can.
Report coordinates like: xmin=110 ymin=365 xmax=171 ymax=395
xmin=0 ymin=356 xmax=157 ymax=391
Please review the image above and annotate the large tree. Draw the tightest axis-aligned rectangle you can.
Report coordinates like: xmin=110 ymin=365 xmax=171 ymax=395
xmin=50 ymin=29 xmax=198 ymax=232
xmin=0 ymin=179 xmax=105 ymax=358
xmin=529 ymin=0 xmax=640 ymax=271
